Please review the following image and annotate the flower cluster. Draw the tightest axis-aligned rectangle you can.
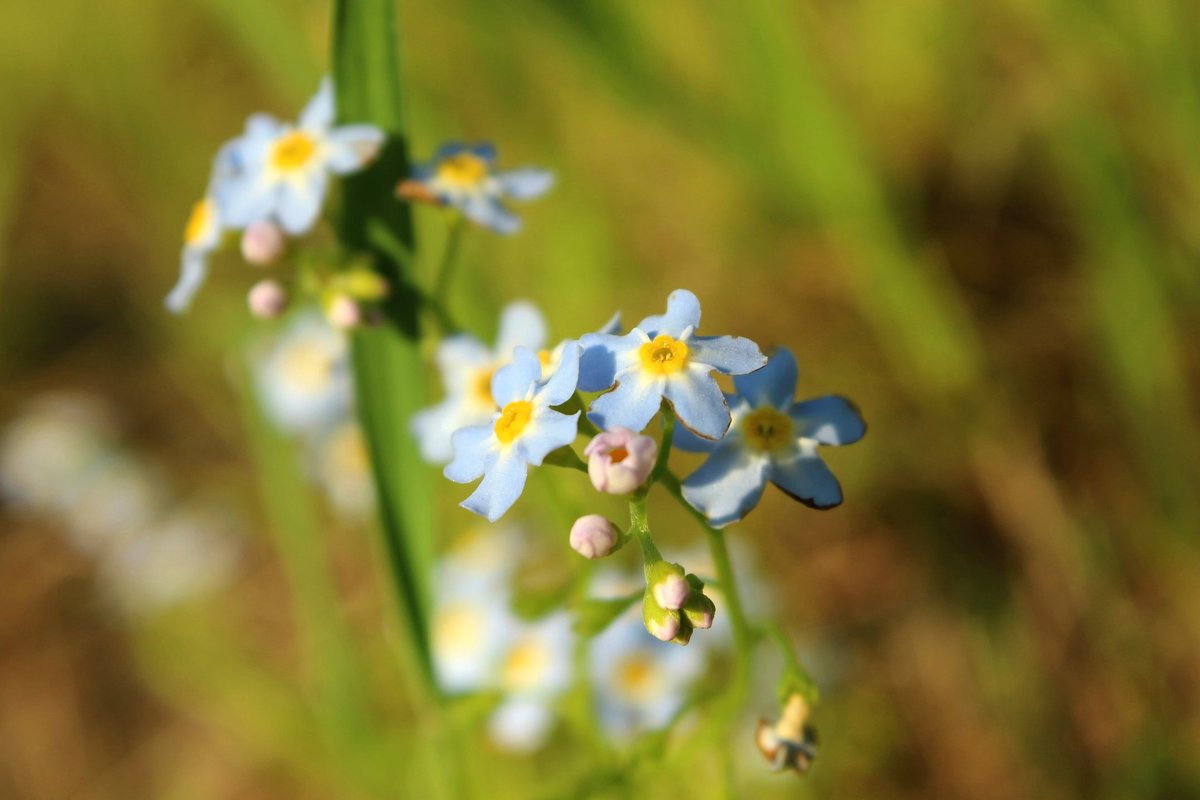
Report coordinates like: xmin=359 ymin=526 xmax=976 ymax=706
xmin=165 ymin=78 xmax=388 ymax=325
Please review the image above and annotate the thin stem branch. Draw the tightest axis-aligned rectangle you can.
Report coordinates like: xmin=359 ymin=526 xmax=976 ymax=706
xmin=433 ymin=215 xmax=468 ymax=304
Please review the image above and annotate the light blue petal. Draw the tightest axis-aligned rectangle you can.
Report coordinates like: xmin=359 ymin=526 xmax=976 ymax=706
xmin=245 ymin=113 xmax=284 ymax=141
xmin=444 ymin=425 xmax=494 ymax=484
xmin=587 ymin=374 xmax=664 ymax=433
xmin=689 ymin=334 xmax=766 ymax=376
xmin=411 ymin=399 xmax=461 ymax=464
xmin=325 ymin=125 xmax=385 ymax=174
xmin=768 ymin=454 xmax=843 ymax=509
xmin=491 ymin=347 xmax=541 ymax=406
xmin=462 ymin=450 xmax=528 ymax=522
xmin=276 ymin=172 xmax=327 ymax=234
xmin=215 ymin=174 xmax=275 ymax=228
xmin=732 ymin=346 xmax=797 ymax=408
xmin=681 ymin=443 xmax=768 ymax=528
xmin=299 ymin=76 xmax=335 ymax=131
xmin=662 ymin=368 xmax=731 ymax=440
xmin=164 ymin=249 xmax=209 ymax=314
xmin=432 ymin=141 xmax=469 ymax=161
xmin=496 ymin=301 xmax=548 ymax=357
xmin=536 ymin=343 xmax=580 ymax=406
xmin=578 ymin=331 xmax=640 ymax=392
xmin=497 ymin=168 xmax=554 ymax=200
xmin=469 ymin=141 xmax=498 ymax=164
xmin=671 ymin=414 xmax=721 ymax=453
xmin=789 ymin=395 xmax=866 ymax=446
xmin=636 ymin=289 xmax=701 ymax=339
xmin=517 ymin=410 xmax=579 ymax=465
xmin=463 ymin=194 xmax=520 ymax=234
xmin=597 ymin=310 xmax=622 ymax=336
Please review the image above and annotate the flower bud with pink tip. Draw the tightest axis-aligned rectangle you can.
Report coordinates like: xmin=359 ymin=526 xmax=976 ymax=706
xmin=583 ymin=427 xmax=657 ymax=495
xmin=241 ymin=221 xmax=286 ymax=266
xmin=247 ymin=279 xmax=288 ymax=318
xmin=569 ymin=514 xmax=621 ymax=559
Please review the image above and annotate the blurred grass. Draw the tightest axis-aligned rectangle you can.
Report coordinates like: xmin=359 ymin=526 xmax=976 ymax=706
xmin=1 ymin=0 xmax=1199 ymax=798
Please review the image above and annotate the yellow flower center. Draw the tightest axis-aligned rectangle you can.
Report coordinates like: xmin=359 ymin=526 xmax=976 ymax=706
xmin=613 ymin=654 xmax=660 ymax=701
xmin=436 ymin=153 xmax=489 ymax=188
xmin=433 ymin=603 xmax=485 ymax=659
xmin=184 ymin=198 xmax=214 ymax=245
xmin=740 ymin=407 xmax=794 ymax=453
xmin=502 ymin=639 xmax=551 ymax=692
xmin=638 ymin=335 xmax=689 ymax=376
xmin=494 ymin=400 xmax=533 ymax=444
xmin=279 ymin=341 xmax=335 ymax=393
xmin=471 ymin=366 xmax=497 ymax=407
xmin=270 ymin=130 xmax=317 ymax=172
xmin=537 ymin=349 xmax=552 ymax=368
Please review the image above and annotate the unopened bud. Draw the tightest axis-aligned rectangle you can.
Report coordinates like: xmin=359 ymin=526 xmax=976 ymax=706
xmin=247 ymin=279 xmax=288 ymax=318
xmin=240 ymin=221 xmax=286 ymax=266
xmin=643 ymin=592 xmax=681 ymax=642
xmin=569 ymin=514 xmax=620 ymax=559
xmin=671 ymin=617 xmax=694 ymax=646
xmin=583 ymin=427 xmax=657 ymax=495
xmin=649 ymin=561 xmax=690 ymax=611
xmin=683 ymin=591 xmax=716 ymax=630
xmin=327 ymin=295 xmax=362 ymax=329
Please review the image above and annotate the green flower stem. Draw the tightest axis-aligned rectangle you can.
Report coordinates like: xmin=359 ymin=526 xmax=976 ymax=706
xmin=628 ymin=495 xmax=663 ymax=569
xmin=432 ymin=214 xmax=468 ymax=305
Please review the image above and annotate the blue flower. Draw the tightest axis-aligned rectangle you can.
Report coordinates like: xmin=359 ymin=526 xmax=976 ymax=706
xmin=215 ymin=77 xmax=384 ymax=235
xmin=406 ymin=142 xmax=553 ymax=234
xmin=411 ymin=302 xmax=548 ymax=464
xmin=578 ymin=289 xmax=766 ymax=440
xmin=165 ymin=141 xmax=240 ymax=313
xmin=444 ymin=346 xmax=581 ymax=522
xmin=677 ymin=347 xmax=865 ymax=527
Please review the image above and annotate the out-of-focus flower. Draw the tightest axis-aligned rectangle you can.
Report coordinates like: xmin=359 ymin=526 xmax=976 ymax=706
xmin=314 ymin=421 xmax=374 ymax=518
xmin=0 ymin=395 xmax=113 ymax=511
xmin=400 ymin=142 xmax=553 ymax=234
xmin=253 ymin=311 xmax=351 ymax=434
xmin=59 ymin=454 xmax=167 ymax=556
xmin=431 ymin=529 xmax=526 ymax=694
xmin=755 ymin=693 xmax=817 ymax=774
xmin=412 ymin=301 xmax=547 ymax=464
xmin=579 ymin=289 xmax=766 ymax=440
xmin=445 ymin=346 xmax=580 ymax=521
xmin=241 ymin=220 xmax=286 ymax=265
xmin=99 ymin=506 xmax=242 ymax=616
xmin=326 ymin=295 xmax=362 ymax=329
xmin=569 ymin=514 xmax=621 ymax=559
xmin=589 ymin=584 xmax=709 ymax=740
xmin=216 ymin=77 xmax=384 ymax=235
xmin=248 ymin=279 xmax=289 ymax=319
xmin=489 ymin=611 xmax=574 ymax=752
xmin=165 ymin=194 xmax=224 ymax=314
xmin=584 ymin=427 xmax=657 ymax=495
xmin=677 ymin=347 xmax=865 ymax=527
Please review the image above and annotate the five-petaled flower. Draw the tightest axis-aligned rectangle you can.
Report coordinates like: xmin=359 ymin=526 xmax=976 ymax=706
xmin=411 ymin=302 xmax=548 ymax=464
xmin=216 ymin=77 xmax=385 ymax=235
xmin=677 ymin=346 xmax=865 ymax=527
xmin=401 ymin=142 xmax=553 ymax=234
xmin=445 ymin=346 xmax=581 ymax=522
xmin=578 ymin=289 xmax=766 ymax=440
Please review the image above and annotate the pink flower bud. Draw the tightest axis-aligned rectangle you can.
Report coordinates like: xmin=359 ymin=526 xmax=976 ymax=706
xmin=583 ymin=427 xmax=657 ymax=495
xmin=643 ymin=599 xmax=681 ymax=642
xmin=569 ymin=514 xmax=620 ymax=559
xmin=653 ymin=571 xmax=691 ymax=611
xmin=240 ymin=221 xmax=286 ymax=266
xmin=327 ymin=295 xmax=362 ymax=329
xmin=247 ymin=279 xmax=288 ymax=318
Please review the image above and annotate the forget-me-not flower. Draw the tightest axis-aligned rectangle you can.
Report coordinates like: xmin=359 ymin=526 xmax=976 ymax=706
xmin=411 ymin=301 xmax=548 ymax=464
xmin=444 ymin=346 xmax=581 ymax=522
xmin=402 ymin=142 xmax=553 ymax=234
xmin=489 ymin=611 xmax=574 ymax=752
xmin=165 ymin=139 xmax=234 ymax=313
xmin=216 ymin=77 xmax=384 ymax=235
xmin=678 ymin=347 xmax=865 ymax=527
xmin=253 ymin=312 xmax=351 ymax=435
xmin=579 ymin=289 xmax=766 ymax=440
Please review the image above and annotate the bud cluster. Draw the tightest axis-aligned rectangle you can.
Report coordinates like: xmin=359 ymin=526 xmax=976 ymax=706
xmin=642 ymin=563 xmax=715 ymax=645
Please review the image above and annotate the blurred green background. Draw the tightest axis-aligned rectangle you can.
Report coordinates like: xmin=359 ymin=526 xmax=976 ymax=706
xmin=3 ymin=0 xmax=1200 ymax=797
